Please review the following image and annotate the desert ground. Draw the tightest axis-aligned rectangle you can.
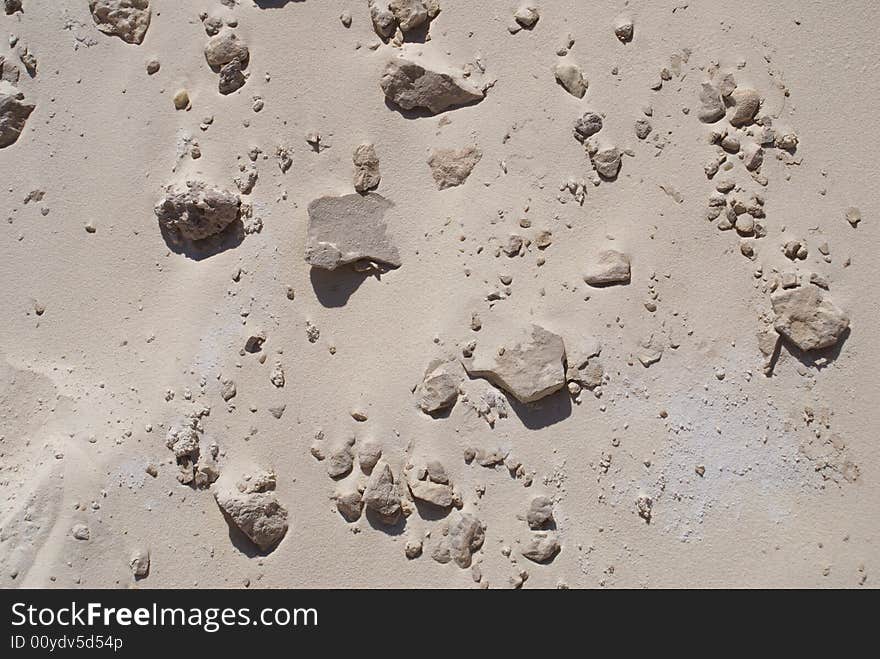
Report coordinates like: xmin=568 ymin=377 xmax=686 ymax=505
xmin=0 ymin=0 xmax=877 ymax=588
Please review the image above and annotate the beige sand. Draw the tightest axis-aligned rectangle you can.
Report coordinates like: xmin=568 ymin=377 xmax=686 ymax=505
xmin=0 ymin=0 xmax=878 ymax=588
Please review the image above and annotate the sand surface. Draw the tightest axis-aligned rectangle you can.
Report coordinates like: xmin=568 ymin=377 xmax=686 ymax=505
xmin=1 ymin=0 xmax=878 ymax=588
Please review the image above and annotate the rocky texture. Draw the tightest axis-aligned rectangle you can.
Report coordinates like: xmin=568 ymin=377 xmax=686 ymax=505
xmin=218 ymin=59 xmax=246 ymax=95
xmin=614 ymin=14 xmax=634 ymax=42
xmin=129 ymin=548 xmax=150 ymax=579
xmin=573 ymin=111 xmax=602 ymax=142
xmin=727 ymin=88 xmax=761 ymax=127
xmin=357 ymin=441 xmax=382 ymax=474
xmin=164 ymin=417 xmax=220 ymax=489
xmin=363 ymin=462 xmax=401 ymax=525
xmin=327 ymin=438 xmax=355 ymax=479
xmin=204 ymin=32 xmax=249 ymax=70
xmin=155 ymin=181 xmax=241 ymax=243
xmin=0 ymin=88 xmax=35 ymax=148
xmin=514 ymin=5 xmax=540 ymax=29
xmin=416 ymin=359 xmax=460 ymax=414
xmin=583 ymin=249 xmax=631 ymax=286
xmin=89 ymin=0 xmax=151 ymax=45
xmin=407 ymin=472 xmax=454 ymax=507
xmin=449 ymin=513 xmax=485 ymax=568
xmin=369 ymin=0 xmax=440 ymax=40
xmin=592 ymin=146 xmax=622 ymax=179
xmin=305 ymin=193 xmax=401 ymax=270
xmin=554 ymin=62 xmax=587 ymax=98
xmin=771 ymin=287 xmax=850 ymax=351
xmin=427 ymin=146 xmax=482 ymax=189
xmin=463 ymin=324 xmax=566 ymax=403
xmin=380 ymin=57 xmax=484 ymax=115
xmin=214 ymin=471 xmax=288 ymax=552
xmin=697 ymin=82 xmax=725 ymax=123
xmin=353 ymin=142 xmax=381 ymax=193
xmin=335 ymin=490 xmax=363 ymax=522
xmin=521 ymin=532 xmax=561 ymax=563
xmin=527 ymin=495 xmax=554 ymax=529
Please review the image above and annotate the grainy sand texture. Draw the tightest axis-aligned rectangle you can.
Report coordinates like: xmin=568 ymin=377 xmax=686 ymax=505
xmin=1 ymin=0 xmax=878 ymax=588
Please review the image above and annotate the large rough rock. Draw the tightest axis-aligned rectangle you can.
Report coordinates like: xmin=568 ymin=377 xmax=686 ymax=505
xmin=573 ymin=111 xmax=603 ymax=142
xmin=407 ymin=475 xmax=454 ymax=508
xmin=427 ymin=146 xmax=482 ymax=189
xmin=369 ymin=0 xmax=440 ymax=39
xmin=164 ymin=417 xmax=220 ymax=489
xmin=521 ymin=532 xmax=561 ymax=563
xmin=727 ymin=88 xmax=761 ymax=127
xmin=448 ymin=513 xmax=485 ymax=568
xmin=88 ymin=0 xmax=151 ymax=45
xmin=214 ymin=471 xmax=288 ymax=552
xmin=526 ymin=495 xmax=554 ymax=529
xmin=155 ymin=181 xmax=241 ymax=242
xmin=363 ymin=462 xmax=402 ymax=525
xmin=554 ymin=62 xmax=587 ymax=98
xmin=583 ymin=249 xmax=631 ymax=286
xmin=463 ymin=324 xmax=566 ymax=403
xmin=305 ymin=193 xmax=401 ymax=270
xmin=415 ymin=359 xmax=460 ymax=414
xmin=204 ymin=32 xmax=250 ymax=70
xmin=381 ymin=57 xmax=484 ymax=115
xmin=771 ymin=286 xmax=849 ymax=351
xmin=0 ymin=88 xmax=35 ymax=148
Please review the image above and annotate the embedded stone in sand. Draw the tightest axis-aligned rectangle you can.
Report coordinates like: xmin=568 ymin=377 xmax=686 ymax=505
xmin=416 ymin=360 xmax=460 ymax=414
xmin=554 ymin=61 xmax=587 ymax=98
xmin=448 ymin=513 xmax=485 ymax=568
xmin=573 ymin=111 xmax=602 ymax=142
xmin=697 ymin=82 xmax=725 ymax=123
xmin=214 ymin=471 xmax=288 ymax=552
xmin=353 ymin=142 xmax=381 ymax=193
xmin=583 ymin=249 xmax=631 ymax=286
xmin=521 ymin=532 xmax=560 ymax=563
xmin=380 ymin=57 xmax=484 ymax=115
xmin=771 ymin=286 xmax=849 ymax=351
xmin=407 ymin=472 xmax=454 ymax=508
xmin=154 ymin=181 xmax=241 ymax=242
xmin=592 ymin=146 xmax=622 ymax=179
xmin=204 ymin=32 xmax=250 ymax=70
xmin=463 ymin=324 xmax=566 ymax=403
xmin=305 ymin=193 xmax=401 ymax=270
xmin=0 ymin=88 xmax=35 ymax=148
xmin=369 ymin=0 xmax=440 ymax=39
xmin=88 ymin=0 xmax=151 ymax=45
xmin=427 ymin=146 xmax=482 ymax=189
xmin=727 ymin=88 xmax=761 ymax=127
xmin=527 ymin=495 xmax=554 ymax=529
xmin=335 ymin=490 xmax=363 ymax=522
xmin=363 ymin=462 xmax=402 ymax=525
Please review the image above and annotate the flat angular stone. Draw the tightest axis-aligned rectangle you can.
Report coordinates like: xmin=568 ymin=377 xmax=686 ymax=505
xmin=521 ymin=532 xmax=561 ymax=563
xmin=427 ymin=146 xmax=482 ymax=189
xmin=771 ymin=286 xmax=849 ymax=351
xmin=584 ymin=249 xmax=630 ymax=286
xmin=554 ymin=62 xmax=587 ymax=98
xmin=214 ymin=472 xmax=288 ymax=552
xmin=363 ymin=462 xmax=402 ymax=525
xmin=305 ymin=193 xmax=401 ymax=270
xmin=381 ymin=57 xmax=484 ymax=115
xmin=463 ymin=324 xmax=566 ymax=403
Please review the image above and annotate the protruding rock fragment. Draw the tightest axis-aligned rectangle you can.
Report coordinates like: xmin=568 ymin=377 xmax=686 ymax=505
xmin=363 ymin=462 xmax=401 ymax=525
xmin=327 ymin=439 xmax=355 ymax=479
xmin=416 ymin=360 xmax=460 ymax=414
xmin=514 ymin=5 xmax=540 ymax=29
xmin=214 ymin=471 xmax=288 ymax=552
xmin=554 ymin=61 xmax=587 ymax=98
xmin=172 ymin=89 xmax=190 ymax=110
xmin=448 ymin=513 xmax=485 ymax=568
xmin=0 ymin=88 xmax=34 ymax=148
xmin=155 ymin=181 xmax=241 ymax=243
xmin=358 ymin=441 xmax=382 ymax=474
xmin=727 ymin=88 xmax=760 ymax=127
xmin=380 ymin=57 xmax=484 ymax=115
xmin=405 ymin=538 xmax=423 ymax=559
xmin=613 ymin=14 xmax=634 ymax=42
xmin=427 ymin=146 xmax=482 ymax=189
xmin=742 ymin=143 xmax=763 ymax=171
xmin=463 ymin=324 xmax=566 ymax=403
xmin=521 ymin=532 xmax=560 ymax=563
xmin=353 ymin=142 xmax=381 ymax=193
xmin=583 ymin=249 xmax=631 ymax=286
xmin=335 ymin=490 xmax=363 ymax=522
xmin=305 ymin=193 xmax=401 ymax=270
xmin=204 ymin=32 xmax=249 ymax=70
xmin=407 ymin=473 xmax=454 ymax=508
xmin=88 ymin=0 xmax=151 ymax=45
xmin=5 ymin=1 xmax=22 ymax=15
xmin=697 ymin=82 xmax=725 ymax=123
xmin=573 ymin=111 xmax=602 ymax=142
xmin=129 ymin=548 xmax=150 ymax=579
xmin=218 ymin=59 xmax=246 ymax=95
xmin=526 ymin=495 xmax=553 ymax=529
xmin=72 ymin=524 xmax=90 ymax=541
xmin=771 ymin=286 xmax=850 ymax=351
xmin=592 ymin=147 xmax=622 ymax=179
xmin=369 ymin=0 xmax=439 ymax=39
xmin=845 ymin=207 xmax=861 ymax=228
xmin=634 ymin=118 xmax=652 ymax=139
